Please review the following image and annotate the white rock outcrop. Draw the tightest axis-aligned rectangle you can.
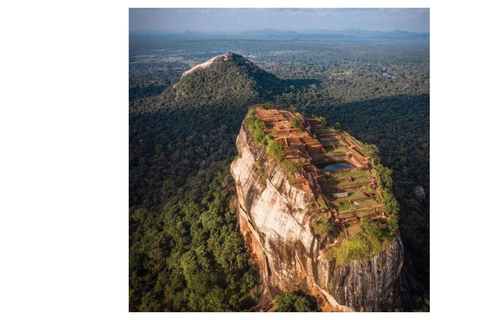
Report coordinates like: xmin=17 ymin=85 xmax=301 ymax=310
xmin=181 ymin=52 xmax=234 ymax=79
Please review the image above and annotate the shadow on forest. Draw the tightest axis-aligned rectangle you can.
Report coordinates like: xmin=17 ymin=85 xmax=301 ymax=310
xmin=129 ymin=85 xmax=167 ymax=100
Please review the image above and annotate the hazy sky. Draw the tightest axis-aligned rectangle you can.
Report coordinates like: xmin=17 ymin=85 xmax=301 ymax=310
xmin=129 ymin=8 xmax=430 ymax=33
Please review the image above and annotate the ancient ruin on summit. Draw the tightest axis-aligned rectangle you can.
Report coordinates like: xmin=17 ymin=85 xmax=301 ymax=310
xmin=254 ymin=108 xmax=388 ymax=237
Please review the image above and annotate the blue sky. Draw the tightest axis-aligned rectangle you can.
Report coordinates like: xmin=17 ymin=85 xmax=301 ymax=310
xmin=129 ymin=8 xmax=430 ymax=34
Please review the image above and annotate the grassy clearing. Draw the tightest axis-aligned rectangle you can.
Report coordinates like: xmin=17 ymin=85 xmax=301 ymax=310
xmin=339 ymin=211 xmax=355 ymax=219
xmin=331 ymin=170 xmax=370 ymax=179
xmin=325 ymin=150 xmax=346 ymax=157
xmin=328 ymin=220 xmax=390 ymax=266
xmin=323 ymin=176 xmax=371 ymax=188
xmin=353 ymin=198 xmax=380 ymax=208
xmin=322 ymin=143 xmax=343 ymax=149
xmin=322 ymin=180 xmax=342 ymax=188
xmin=345 ymin=190 xmax=367 ymax=201
xmin=333 ymin=196 xmax=380 ymax=213
xmin=360 ymin=185 xmax=376 ymax=193
xmin=353 ymin=177 xmax=368 ymax=184
xmin=355 ymin=209 xmax=377 ymax=218
xmin=329 ymin=238 xmax=370 ymax=265
xmin=336 ymin=180 xmax=357 ymax=188
xmin=334 ymin=201 xmax=352 ymax=211
xmin=328 ymin=190 xmax=364 ymax=202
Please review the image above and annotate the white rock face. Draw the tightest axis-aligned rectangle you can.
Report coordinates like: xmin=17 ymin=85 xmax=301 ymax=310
xmin=231 ymin=126 xmax=323 ymax=305
xmin=180 ymin=52 xmax=233 ymax=79
xmin=230 ymin=124 xmax=404 ymax=311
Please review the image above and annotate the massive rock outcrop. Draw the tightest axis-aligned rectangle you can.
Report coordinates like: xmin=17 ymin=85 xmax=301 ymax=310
xmin=180 ymin=52 xmax=235 ymax=79
xmin=230 ymin=124 xmax=404 ymax=312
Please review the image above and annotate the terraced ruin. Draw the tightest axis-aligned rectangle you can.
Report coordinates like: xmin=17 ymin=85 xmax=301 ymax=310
xmin=254 ymin=107 xmax=389 ymax=238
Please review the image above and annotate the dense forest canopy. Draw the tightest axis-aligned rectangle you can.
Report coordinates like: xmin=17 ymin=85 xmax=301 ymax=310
xmin=129 ymin=37 xmax=429 ymax=311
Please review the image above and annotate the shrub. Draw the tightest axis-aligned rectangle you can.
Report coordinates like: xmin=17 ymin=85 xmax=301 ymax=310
xmin=290 ymin=116 xmax=304 ymax=129
xmin=266 ymin=140 xmax=286 ymax=162
xmin=243 ymin=108 xmax=257 ymax=130
xmin=281 ymin=159 xmax=297 ymax=174
xmin=254 ymin=128 xmax=265 ymax=142
xmin=314 ymin=116 xmax=328 ymax=126
xmin=360 ymin=220 xmax=384 ymax=254
xmin=261 ymin=134 xmax=273 ymax=145
xmin=252 ymin=118 xmax=267 ymax=142
xmin=312 ymin=216 xmax=334 ymax=235
xmin=372 ymin=162 xmax=399 ymax=235
xmin=374 ymin=163 xmax=393 ymax=189
xmin=255 ymin=162 xmax=267 ymax=186
xmin=254 ymin=118 xmax=266 ymax=131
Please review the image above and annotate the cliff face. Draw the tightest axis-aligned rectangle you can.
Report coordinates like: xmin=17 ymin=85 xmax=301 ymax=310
xmin=230 ymin=125 xmax=404 ymax=312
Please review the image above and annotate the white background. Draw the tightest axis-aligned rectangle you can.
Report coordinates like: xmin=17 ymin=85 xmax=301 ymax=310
xmin=0 ymin=0 xmax=477 ymax=319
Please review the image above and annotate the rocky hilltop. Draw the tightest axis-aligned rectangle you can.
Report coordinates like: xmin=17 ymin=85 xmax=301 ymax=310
xmin=230 ymin=107 xmax=404 ymax=311
xmin=134 ymin=52 xmax=286 ymax=113
xmin=153 ymin=52 xmax=284 ymax=111
xmin=180 ymin=51 xmax=237 ymax=79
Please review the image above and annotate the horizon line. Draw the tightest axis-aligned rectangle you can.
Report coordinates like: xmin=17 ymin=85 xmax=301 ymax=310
xmin=129 ymin=28 xmax=430 ymax=35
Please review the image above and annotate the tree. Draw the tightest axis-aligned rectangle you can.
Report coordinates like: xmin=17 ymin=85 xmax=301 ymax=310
xmin=275 ymin=292 xmax=297 ymax=312
xmin=294 ymin=296 xmax=315 ymax=312
xmin=274 ymin=292 xmax=316 ymax=312
xmin=333 ymin=122 xmax=342 ymax=130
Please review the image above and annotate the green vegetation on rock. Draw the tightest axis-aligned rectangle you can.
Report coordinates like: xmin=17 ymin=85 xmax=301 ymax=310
xmin=244 ymin=105 xmax=298 ymax=177
xmin=328 ymin=220 xmax=389 ymax=266
xmin=312 ymin=215 xmax=334 ymax=235
xmin=266 ymin=140 xmax=286 ymax=162
xmin=325 ymin=139 xmax=400 ymax=264
xmin=290 ymin=115 xmax=304 ymax=129
xmin=314 ymin=116 xmax=328 ymax=126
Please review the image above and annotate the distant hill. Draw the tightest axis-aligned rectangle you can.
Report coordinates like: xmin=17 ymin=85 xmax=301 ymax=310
xmin=139 ymin=52 xmax=285 ymax=112
xmin=131 ymin=28 xmax=429 ymax=42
